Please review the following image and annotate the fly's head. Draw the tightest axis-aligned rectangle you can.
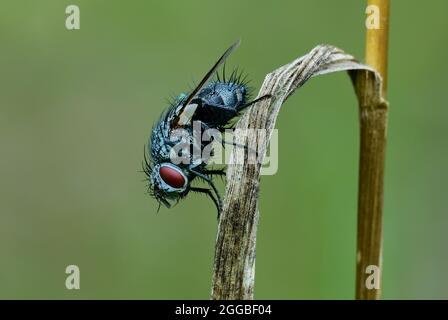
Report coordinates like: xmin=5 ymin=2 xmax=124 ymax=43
xmin=143 ymin=153 xmax=189 ymax=209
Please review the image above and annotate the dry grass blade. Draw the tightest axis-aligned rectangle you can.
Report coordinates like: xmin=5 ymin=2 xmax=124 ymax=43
xmin=210 ymin=44 xmax=386 ymax=300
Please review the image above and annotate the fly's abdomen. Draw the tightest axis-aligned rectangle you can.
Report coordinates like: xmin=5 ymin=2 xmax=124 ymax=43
xmin=193 ymin=82 xmax=248 ymax=127
xmin=199 ymin=82 xmax=247 ymax=109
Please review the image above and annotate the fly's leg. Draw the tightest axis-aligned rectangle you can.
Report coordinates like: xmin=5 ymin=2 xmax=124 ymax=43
xmin=237 ymin=94 xmax=272 ymax=111
xmin=216 ymin=134 xmax=259 ymax=160
xmin=203 ymin=168 xmax=226 ymax=182
xmin=187 ymin=168 xmax=221 ymax=207
xmin=190 ymin=187 xmax=221 ymax=218
xmin=201 ymin=122 xmax=258 ymax=159
xmin=203 ymin=169 xmax=226 ymax=176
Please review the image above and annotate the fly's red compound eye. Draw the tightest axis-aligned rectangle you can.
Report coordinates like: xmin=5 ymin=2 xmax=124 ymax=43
xmin=159 ymin=165 xmax=185 ymax=189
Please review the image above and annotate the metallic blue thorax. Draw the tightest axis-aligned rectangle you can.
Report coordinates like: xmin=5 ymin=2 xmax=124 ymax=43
xmin=150 ymin=81 xmax=248 ymax=166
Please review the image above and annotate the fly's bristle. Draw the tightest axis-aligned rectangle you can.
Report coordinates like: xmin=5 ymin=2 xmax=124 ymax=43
xmin=213 ymin=64 xmax=251 ymax=93
xmin=229 ymin=67 xmax=237 ymax=84
xmin=222 ymin=62 xmax=226 ymax=82
xmin=142 ymin=145 xmax=153 ymax=179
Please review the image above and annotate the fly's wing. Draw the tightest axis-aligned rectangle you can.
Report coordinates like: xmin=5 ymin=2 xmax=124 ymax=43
xmin=172 ymin=39 xmax=241 ymax=128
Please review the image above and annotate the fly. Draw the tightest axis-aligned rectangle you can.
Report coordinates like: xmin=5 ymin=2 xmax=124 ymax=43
xmin=143 ymin=40 xmax=269 ymax=217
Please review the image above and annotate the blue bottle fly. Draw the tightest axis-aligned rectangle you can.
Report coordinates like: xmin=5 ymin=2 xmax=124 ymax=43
xmin=143 ymin=40 xmax=269 ymax=217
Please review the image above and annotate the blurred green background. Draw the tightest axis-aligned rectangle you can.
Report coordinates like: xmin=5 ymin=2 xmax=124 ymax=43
xmin=0 ymin=0 xmax=447 ymax=299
